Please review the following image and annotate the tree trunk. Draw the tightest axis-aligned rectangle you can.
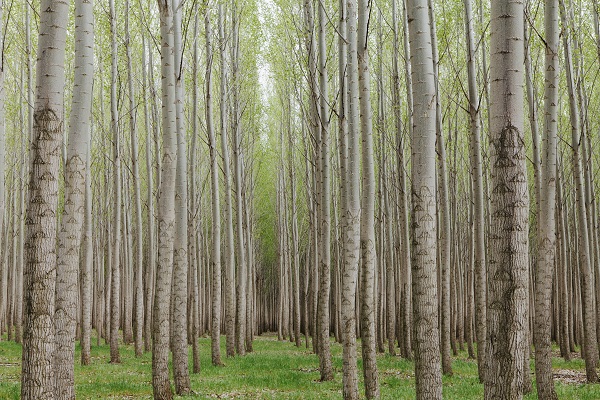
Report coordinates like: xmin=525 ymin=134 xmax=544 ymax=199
xmin=357 ymin=0 xmax=379 ymax=396
xmin=342 ymin=0 xmax=360 ymax=397
xmin=316 ymin=0 xmax=333 ymax=382
xmin=109 ymin=0 xmax=122 ymax=365
xmin=142 ymin=36 xmax=155 ymax=354
xmin=171 ymin=0 xmax=190 ymax=393
xmin=218 ymin=3 xmax=237 ymax=358
xmin=406 ymin=0 xmax=443 ymax=397
xmin=560 ymin=0 xmax=599 ymax=383
xmin=124 ymin=0 xmax=144 ymax=359
xmin=463 ymin=0 xmax=486 ymax=382
xmin=205 ymin=4 xmax=223 ymax=367
xmin=485 ymin=0 xmax=530 ymax=397
xmin=54 ymin=0 xmax=94 ymax=396
xmin=152 ymin=1 xmax=178 ymax=398
xmin=21 ymin=0 xmax=70 ymax=397
xmin=533 ymin=0 xmax=559 ymax=397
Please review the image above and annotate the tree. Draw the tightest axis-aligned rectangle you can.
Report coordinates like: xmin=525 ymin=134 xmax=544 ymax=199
xmin=219 ymin=2 xmax=237 ymax=358
xmin=124 ymin=0 xmax=144 ymax=359
xmin=21 ymin=0 xmax=70 ymax=397
xmin=316 ymin=0 xmax=333 ymax=382
xmin=357 ymin=0 xmax=379 ymax=396
xmin=463 ymin=0 xmax=486 ymax=382
xmin=171 ymin=0 xmax=191 ymax=392
xmin=485 ymin=0 xmax=530 ymax=397
xmin=406 ymin=0 xmax=443 ymax=397
xmin=342 ymin=0 xmax=361 ymax=397
xmin=109 ymin=0 xmax=122 ymax=365
xmin=152 ymin=0 xmax=178 ymax=398
xmin=560 ymin=0 xmax=599 ymax=383
xmin=533 ymin=0 xmax=559 ymax=397
xmin=54 ymin=0 xmax=94 ymax=396
xmin=205 ymin=1 xmax=223 ymax=367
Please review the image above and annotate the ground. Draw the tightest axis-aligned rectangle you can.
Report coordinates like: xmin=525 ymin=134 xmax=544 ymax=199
xmin=0 ymin=333 xmax=598 ymax=399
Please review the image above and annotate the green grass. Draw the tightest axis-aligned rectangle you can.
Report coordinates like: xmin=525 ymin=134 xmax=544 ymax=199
xmin=0 ymin=334 xmax=598 ymax=398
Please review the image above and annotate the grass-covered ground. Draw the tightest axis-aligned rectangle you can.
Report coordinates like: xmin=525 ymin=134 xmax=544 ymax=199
xmin=0 ymin=333 xmax=598 ymax=399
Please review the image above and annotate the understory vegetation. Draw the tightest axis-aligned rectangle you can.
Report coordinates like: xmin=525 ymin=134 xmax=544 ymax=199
xmin=0 ymin=335 xmax=597 ymax=399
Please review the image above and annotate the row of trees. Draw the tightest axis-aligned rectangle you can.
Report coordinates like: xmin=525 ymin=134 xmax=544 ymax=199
xmin=2 ymin=0 xmax=600 ymax=399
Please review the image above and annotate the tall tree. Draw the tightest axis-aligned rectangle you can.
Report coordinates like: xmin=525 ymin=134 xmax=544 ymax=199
xmin=533 ymin=0 xmax=559 ymax=397
xmin=109 ymin=0 xmax=122 ymax=364
xmin=463 ymin=0 xmax=486 ymax=382
xmin=357 ymin=0 xmax=379 ymax=396
xmin=153 ymin=0 xmax=178 ymax=398
xmin=171 ymin=0 xmax=191 ymax=393
xmin=316 ymin=0 xmax=333 ymax=382
xmin=560 ymin=0 xmax=599 ymax=383
xmin=21 ymin=0 xmax=70 ymax=397
xmin=54 ymin=0 xmax=94 ymax=396
xmin=124 ymin=0 xmax=144 ymax=359
xmin=485 ymin=0 xmax=530 ymax=397
xmin=231 ymin=0 xmax=248 ymax=356
xmin=219 ymin=2 xmax=237 ymax=358
xmin=406 ymin=0 xmax=443 ymax=397
xmin=205 ymin=2 xmax=223 ymax=367
xmin=342 ymin=0 xmax=361 ymax=397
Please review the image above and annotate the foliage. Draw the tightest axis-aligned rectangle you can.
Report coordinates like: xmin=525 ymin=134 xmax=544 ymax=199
xmin=0 ymin=335 xmax=598 ymax=399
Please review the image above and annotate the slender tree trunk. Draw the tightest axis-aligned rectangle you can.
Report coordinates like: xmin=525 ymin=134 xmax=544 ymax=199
xmin=288 ymin=94 xmax=301 ymax=348
xmin=464 ymin=0 xmax=486 ymax=382
xmin=123 ymin=0 xmax=144 ymax=359
xmin=171 ymin=0 xmax=190 ymax=393
xmin=343 ymin=0 xmax=361 ymax=397
xmin=142 ymin=36 xmax=155 ymax=354
xmin=406 ymin=0 xmax=442 ymax=397
xmin=81 ymin=125 xmax=93 ymax=364
xmin=21 ymin=0 xmax=70 ymax=397
xmin=190 ymin=6 xmax=200 ymax=374
xmin=426 ymin=0 xmax=452 ymax=377
xmin=109 ymin=0 xmax=122 ymax=365
xmin=54 ymin=0 xmax=94 ymax=396
xmin=357 ymin=0 xmax=379 ymax=396
xmin=205 ymin=3 xmax=223 ymax=367
xmin=485 ymin=0 xmax=530 ymax=397
xmin=316 ymin=0 xmax=333 ymax=382
xmin=533 ymin=0 xmax=559 ymax=397
xmin=560 ymin=0 xmax=599 ymax=382
xmin=218 ymin=3 xmax=237 ymax=358
xmin=230 ymin=0 xmax=247 ymax=357
xmin=152 ymin=1 xmax=178 ymax=398
xmin=400 ymin=0 xmax=413 ymax=360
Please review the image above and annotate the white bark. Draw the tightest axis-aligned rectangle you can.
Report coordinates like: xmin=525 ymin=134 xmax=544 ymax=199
xmin=54 ymin=0 xmax=94 ymax=396
xmin=21 ymin=0 xmax=70 ymax=398
xmin=152 ymin=1 xmax=178 ymax=398
xmin=406 ymin=0 xmax=442 ymax=397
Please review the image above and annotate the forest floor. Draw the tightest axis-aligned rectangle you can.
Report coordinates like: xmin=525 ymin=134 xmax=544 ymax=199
xmin=0 ymin=333 xmax=598 ymax=399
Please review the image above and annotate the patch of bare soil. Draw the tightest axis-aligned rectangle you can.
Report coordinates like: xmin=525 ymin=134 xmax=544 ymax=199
xmin=553 ymin=369 xmax=586 ymax=385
